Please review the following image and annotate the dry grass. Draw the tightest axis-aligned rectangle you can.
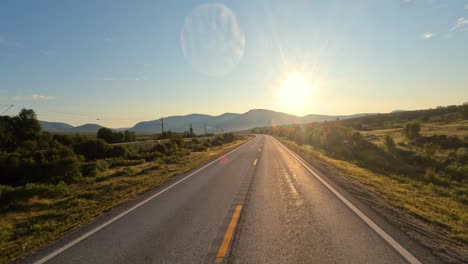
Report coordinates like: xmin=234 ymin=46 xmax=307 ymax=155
xmin=0 ymin=138 xmax=249 ymax=264
xmin=279 ymin=139 xmax=468 ymax=244
xmin=361 ymin=120 xmax=468 ymax=147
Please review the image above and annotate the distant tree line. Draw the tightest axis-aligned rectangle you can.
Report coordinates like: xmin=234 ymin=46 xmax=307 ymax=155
xmin=97 ymin=127 xmax=136 ymax=144
xmin=337 ymin=103 xmax=468 ymax=131
xmin=0 ymin=109 xmax=239 ymax=186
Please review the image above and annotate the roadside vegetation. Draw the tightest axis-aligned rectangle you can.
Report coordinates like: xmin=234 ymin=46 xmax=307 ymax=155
xmin=0 ymin=109 xmax=247 ymax=264
xmin=251 ymin=103 xmax=468 ymax=262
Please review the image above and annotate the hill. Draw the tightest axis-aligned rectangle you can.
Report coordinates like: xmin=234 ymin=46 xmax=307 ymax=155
xmin=39 ymin=109 xmax=373 ymax=133
xmin=69 ymin=123 xmax=104 ymax=133
xmin=39 ymin=120 xmax=74 ymax=131
xmin=129 ymin=109 xmax=371 ymax=133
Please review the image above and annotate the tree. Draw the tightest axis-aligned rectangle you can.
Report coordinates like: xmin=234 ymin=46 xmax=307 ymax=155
xmin=14 ymin=109 xmax=41 ymax=141
xmin=123 ymin=130 xmax=136 ymax=142
xmin=97 ymin=127 xmax=114 ymax=143
xmin=97 ymin=127 xmax=127 ymax=143
xmin=403 ymin=123 xmax=421 ymax=140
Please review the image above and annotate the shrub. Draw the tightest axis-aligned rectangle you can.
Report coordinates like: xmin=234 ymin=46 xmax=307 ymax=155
xmin=142 ymin=151 xmax=164 ymax=161
xmin=97 ymin=127 xmax=125 ymax=143
xmin=74 ymin=139 xmax=109 ymax=160
xmin=107 ymin=145 xmax=127 ymax=158
xmin=0 ymin=144 xmax=81 ymax=185
xmin=153 ymin=143 xmax=169 ymax=155
xmin=403 ymin=123 xmax=421 ymax=140
xmin=105 ymin=158 xmax=145 ymax=167
xmin=170 ymin=138 xmax=184 ymax=148
xmin=192 ymin=144 xmax=207 ymax=152
xmin=211 ymin=137 xmax=223 ymax=146
xmin=222 ymin=133 xmax=235 ymax=143
xmin=81 ymin=162 xmax=98 ymax=177
xmin=0 ymin=183 xmax=69 ymax=206
xmin=384 ymin=135 xmax=396 ymax=153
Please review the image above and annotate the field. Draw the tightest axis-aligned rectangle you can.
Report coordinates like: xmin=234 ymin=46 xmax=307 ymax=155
xmin=0 ymin=137 xmax=249 ymax=264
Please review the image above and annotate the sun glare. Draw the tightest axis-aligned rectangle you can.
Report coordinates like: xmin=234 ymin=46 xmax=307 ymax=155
xmin=278 ymin=72 xmax=313 ymax=112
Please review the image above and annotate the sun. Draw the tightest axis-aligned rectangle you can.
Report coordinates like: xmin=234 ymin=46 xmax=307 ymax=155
xmin=277 ymin=72 xmax=313 ymax=112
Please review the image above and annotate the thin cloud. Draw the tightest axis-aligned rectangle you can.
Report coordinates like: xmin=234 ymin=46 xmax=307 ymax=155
xmin=465 ymin=3 xmax=468 ymax=9
xmin=41 ymin=50 xmax=57 ymax=57
xmin=102 ymin=77 xmax=147 ymax=81
xmin=421 ymin=32 xmax=436 ymax=39
xmin=13 ymin=94 xmax=56 ymax=101
xmin=451 ymin=17 xmax=468 ymax=32
xmin=0 ymin=36 xmax=21 ymax=47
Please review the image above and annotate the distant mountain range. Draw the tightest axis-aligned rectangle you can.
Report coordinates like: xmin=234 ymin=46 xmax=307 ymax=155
xmin=39 ymin=109 xmax=375 ymax=133
xmin=39 ymin=121 xmax=103 ymax=133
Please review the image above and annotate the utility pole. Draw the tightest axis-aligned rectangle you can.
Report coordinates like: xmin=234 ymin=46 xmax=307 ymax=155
xmin=160 ymin=117 xmax=164 ymax=133
xmin=204 ymin=123 xmax=207 ymax=135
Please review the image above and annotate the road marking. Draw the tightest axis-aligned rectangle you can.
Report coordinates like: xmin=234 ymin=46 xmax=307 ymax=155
xmin=259 ymin=148 xmax=262 ymax=152
xmin=215 ymin=205 xmax=242 ymax=264
xmin=253 ymin=159 xmax=258 ymax=166
xmin=274 ymin=137 xmax=422 ymax=264
xmin=33 ymin=140 xmax=254 ymax=264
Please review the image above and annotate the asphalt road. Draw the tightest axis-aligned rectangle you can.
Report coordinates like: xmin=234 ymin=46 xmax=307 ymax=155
xmin=22 ymin=135 xmax=434 ymax=264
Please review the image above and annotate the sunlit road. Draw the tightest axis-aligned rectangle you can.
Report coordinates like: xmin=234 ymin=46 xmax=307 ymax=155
xmin=21 ymin=135 xmax=434 ymax=264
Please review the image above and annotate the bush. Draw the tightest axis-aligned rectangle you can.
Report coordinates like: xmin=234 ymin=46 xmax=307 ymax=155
xmin=105 ymin=158 xmax=145 ymax=168
xmin=141 ymin=151 xmax=164 ymax=161
xmin=171 ymin=138 xmax=184 ymax=148
xmin=74 ymin=139 xmax=109 ymax=160
xmin=403 ymin=123 xmax=421 ymax=140
xmin=0 ymin=144 xmax=81 ymax=185
xmin=153 ymin=143 xmax=169 ymax=155
xmin=211 ymin=137 xmax=223 ymax=146
xmin=0 ymin=183 xmax=69 ymax=206
xmin=97 ymin=127 xmax=124 ymax=143
xmin=192 ymin=144 xmax=207 ymax=152
xmin=81 ymin=160 xmax=110 ymax=177
xmin=384 ymin=135 xmax=396 ymax=153
xmin=107 ymin=145 xmax=127 ymax=158
xmin=81 ymin=162 xmax=98 ymax=177
xmin=222 ymin=133 xmax=235 ymax=143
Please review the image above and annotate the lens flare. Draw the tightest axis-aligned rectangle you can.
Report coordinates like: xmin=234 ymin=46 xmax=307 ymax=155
xmin=180 ymin=4 xmax=246 ymax=76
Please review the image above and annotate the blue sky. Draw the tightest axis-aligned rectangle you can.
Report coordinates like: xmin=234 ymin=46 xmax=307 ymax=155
xmin=0 ymin=0 xmax=467 ymax=127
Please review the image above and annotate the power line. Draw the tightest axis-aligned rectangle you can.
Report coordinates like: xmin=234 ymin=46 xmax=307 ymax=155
xmin=1 ymin=105 xmax=14 ymax=115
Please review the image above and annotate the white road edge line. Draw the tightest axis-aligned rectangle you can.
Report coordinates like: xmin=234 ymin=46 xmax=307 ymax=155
xmin=274 ymin=137 xmax=422 ymax=264
xmin=33 ymin=139 xmax=254 ymax=264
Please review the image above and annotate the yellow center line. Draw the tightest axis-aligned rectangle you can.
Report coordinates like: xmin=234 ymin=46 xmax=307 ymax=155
xmin=253 ymin=159 xmax=258 ymax=166
xmin=215 ymin=205 xmax=242 ymax=264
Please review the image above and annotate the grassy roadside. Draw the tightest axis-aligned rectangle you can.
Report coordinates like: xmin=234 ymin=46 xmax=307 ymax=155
xmin=278 ymin=138 xmax=468 ymax=263
xmin=0 ymin=137 xmax=250 ymax=264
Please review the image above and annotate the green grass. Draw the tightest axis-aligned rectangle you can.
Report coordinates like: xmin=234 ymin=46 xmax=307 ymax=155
xmin=0 ymin=138 xmax=250 ymax=264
